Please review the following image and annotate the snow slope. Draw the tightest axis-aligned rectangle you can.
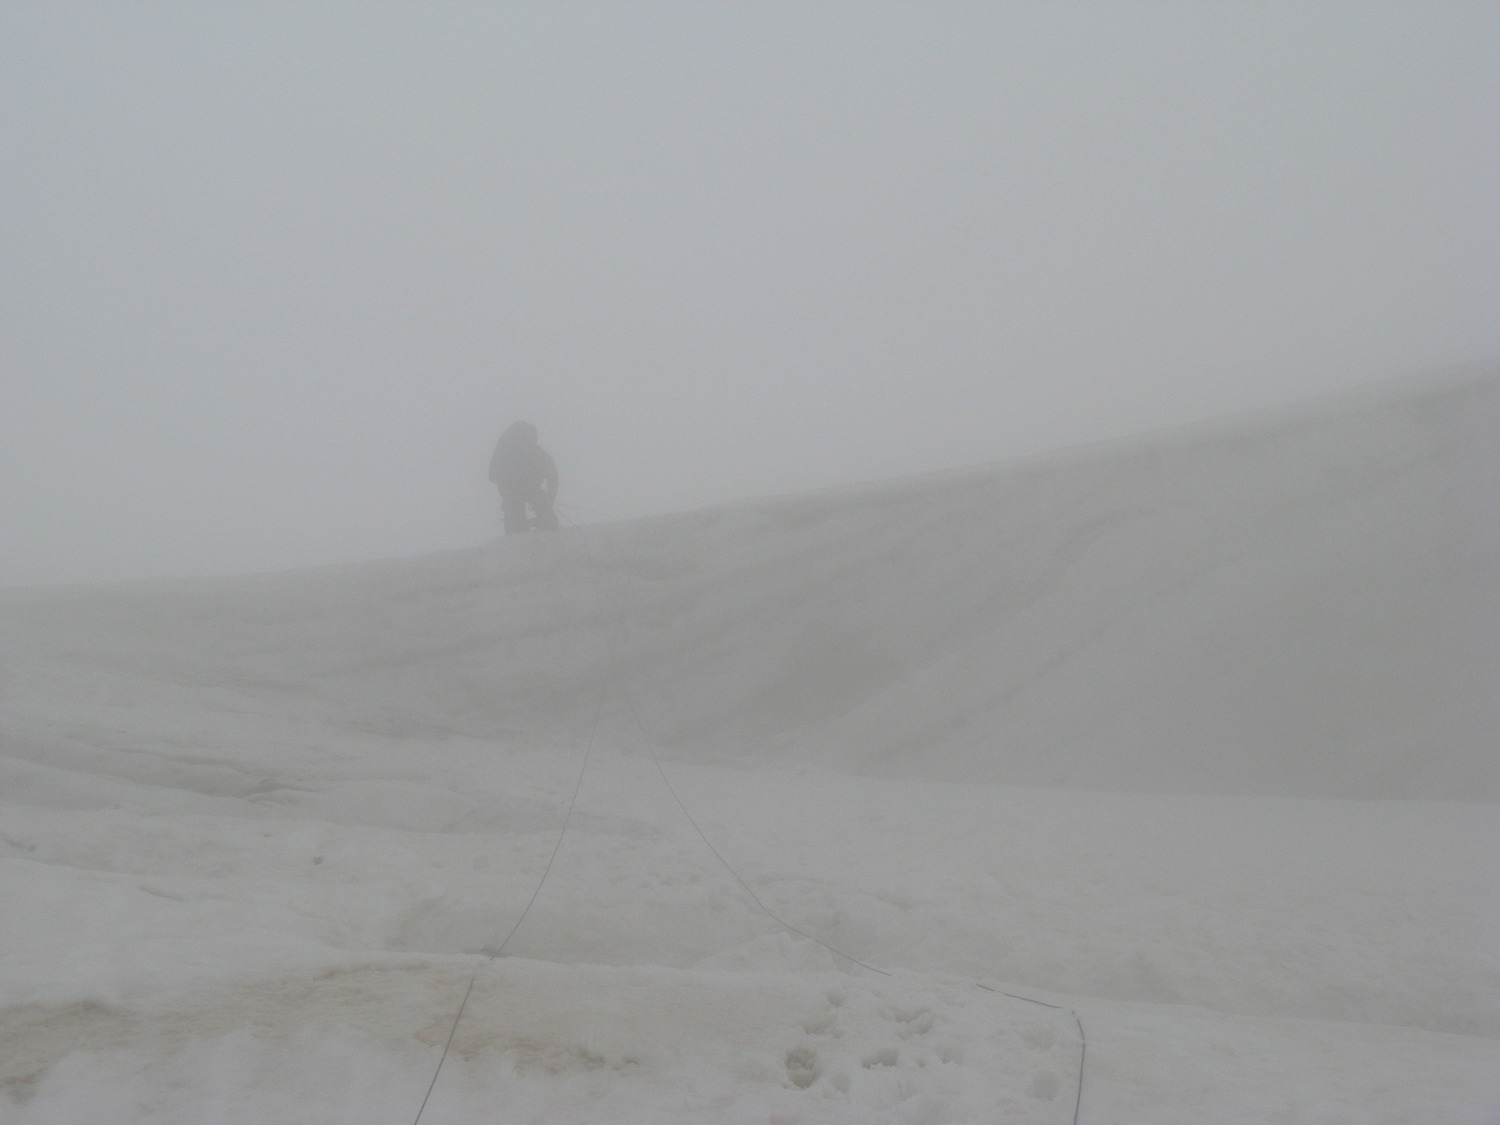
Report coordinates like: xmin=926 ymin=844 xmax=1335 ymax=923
xmin=2 ymin=369 xmax=1497 ymax=1123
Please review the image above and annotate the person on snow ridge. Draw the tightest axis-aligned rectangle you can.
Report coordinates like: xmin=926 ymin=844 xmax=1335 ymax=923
xmin=489 ymin=421 xmax=558 ymax=534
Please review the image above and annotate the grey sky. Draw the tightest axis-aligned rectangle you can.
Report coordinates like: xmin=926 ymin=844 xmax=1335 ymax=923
xmin=3 ymin=2 xmax=1497 ymax=587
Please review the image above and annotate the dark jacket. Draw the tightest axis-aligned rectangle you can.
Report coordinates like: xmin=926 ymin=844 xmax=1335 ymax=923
xmin=490 ymin=422 xmax=557 ymax=499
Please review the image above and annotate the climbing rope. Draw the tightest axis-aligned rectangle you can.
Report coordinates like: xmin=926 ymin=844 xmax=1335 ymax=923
xmin=410 ymin=528 xmax=617 ymax=1125
xmin=414 ymin=513 xmax=1087 ymax=1123
xmin=410 ymin=707 xmax=604 ymax=1125
xmin=408 ymin=972 xmax=475 ymax=1125
xmin=975 ymin=984 xmax=1087 ymax=1125
xmin=592 ymin=516 xmax=1087 ymax=1122
xmin=624 ymin=691 xmax=891 ymax=976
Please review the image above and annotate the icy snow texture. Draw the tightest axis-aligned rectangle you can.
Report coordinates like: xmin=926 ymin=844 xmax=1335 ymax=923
xmin=1 ymin=368 xmax=1497 ymax=1123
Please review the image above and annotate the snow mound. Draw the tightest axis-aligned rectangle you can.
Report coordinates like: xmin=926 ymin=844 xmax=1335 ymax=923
xmin=3 ymin=369 xmax=1498 ymax=1123
xmin=8 ymin=367 xmax=1495 ymax=798
xmin=600 ymin=368 xmax=1500 ymax=798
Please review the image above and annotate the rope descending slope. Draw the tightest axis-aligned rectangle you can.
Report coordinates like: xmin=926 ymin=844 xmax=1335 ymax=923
xmin=412 ymin=517 xmax=1086 ymax=1124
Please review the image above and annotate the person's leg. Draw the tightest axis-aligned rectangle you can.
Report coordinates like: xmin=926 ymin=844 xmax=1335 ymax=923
xmin=500 ymin=489 xmax=529 ymax=534
xmin=530 ymin=492 xmax=559 ymax=531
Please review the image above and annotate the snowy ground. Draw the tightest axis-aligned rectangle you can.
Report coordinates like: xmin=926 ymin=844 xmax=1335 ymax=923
xmin=3 ymin=371 xmax=1498 ymax=1123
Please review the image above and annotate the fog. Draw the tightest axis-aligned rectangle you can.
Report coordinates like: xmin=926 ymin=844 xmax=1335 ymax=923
xmin=4 ymin=370 xmax=1497 ymax=1120
xmin=3 ymin=2 xmax=1497 ymax=587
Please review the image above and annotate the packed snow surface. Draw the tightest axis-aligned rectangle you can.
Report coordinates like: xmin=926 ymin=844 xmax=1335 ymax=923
xmin=3 ymin=370 xmax=1498 ymax=1123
